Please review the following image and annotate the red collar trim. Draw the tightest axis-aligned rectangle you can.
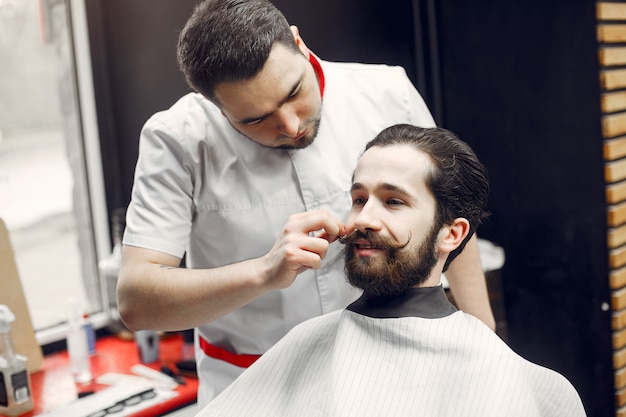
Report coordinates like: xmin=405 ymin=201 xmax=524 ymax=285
xmin=309 ymin=53 xmax=325 ymax=98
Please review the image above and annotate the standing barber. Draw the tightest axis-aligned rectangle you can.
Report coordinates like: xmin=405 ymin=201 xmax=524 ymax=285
xmin=117 ymin=0 xmax=495 ymax=406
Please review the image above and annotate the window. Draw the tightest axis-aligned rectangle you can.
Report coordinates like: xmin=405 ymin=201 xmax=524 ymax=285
xmin=0 ymin=0 xmax=111 ymax=344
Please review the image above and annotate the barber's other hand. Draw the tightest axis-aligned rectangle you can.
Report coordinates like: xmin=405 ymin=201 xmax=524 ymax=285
xmin=262 ymin=209 xmax=346 ymax=289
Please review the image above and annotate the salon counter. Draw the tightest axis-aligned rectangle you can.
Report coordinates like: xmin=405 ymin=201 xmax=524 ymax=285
xmin=20 ymin=332 xmax=197 ymax=417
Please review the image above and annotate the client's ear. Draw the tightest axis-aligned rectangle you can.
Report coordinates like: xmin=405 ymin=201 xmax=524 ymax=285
xmin=437 ymin=218 xmax=470 ymax=254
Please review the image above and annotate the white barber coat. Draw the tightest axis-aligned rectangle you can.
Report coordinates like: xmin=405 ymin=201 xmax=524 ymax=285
xmin=124 ymin=57 xmax=435 ymax=405
xmin=197 ymin=286 xmax=587 ymax=417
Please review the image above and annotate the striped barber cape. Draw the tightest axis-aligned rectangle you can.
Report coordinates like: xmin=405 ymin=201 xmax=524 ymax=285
xmin=196 ymin=286 xmax=586 ymax=417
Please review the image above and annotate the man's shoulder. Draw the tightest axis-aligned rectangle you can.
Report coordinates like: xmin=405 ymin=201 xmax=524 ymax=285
xmin=289 ymin=309 xmax=344 ymax=334
xmin=321 ymin=60 xmax=409 ymax=85
xmin=152 ymin=92 xmax=220 ymax=122
xmin=321 ymin=59 xmax=407 ymax=74
xmin=318 ymin=58 xmax=435 ymax=128
xmin=142 ymin=92 xmax=231 ymax=142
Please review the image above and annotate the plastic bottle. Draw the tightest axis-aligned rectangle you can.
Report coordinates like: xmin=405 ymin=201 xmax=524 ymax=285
xmin=82 ymin=313 xmax=96 ymax=356
xmin=66 ymin=298 xmax=92 ymax=384
xmin=0 ymin=304 xmax=34 ymax=416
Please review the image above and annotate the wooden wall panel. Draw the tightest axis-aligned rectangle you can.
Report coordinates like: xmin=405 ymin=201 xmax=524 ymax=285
xmin=599 ymin=3 xmax=626 ymax=415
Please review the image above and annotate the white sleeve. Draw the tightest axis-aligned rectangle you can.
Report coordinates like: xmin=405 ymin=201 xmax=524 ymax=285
xmin=123 ymin=114 xmax=194 ymax=258
xmin=399 ymin=67 xmax=436 ymax=128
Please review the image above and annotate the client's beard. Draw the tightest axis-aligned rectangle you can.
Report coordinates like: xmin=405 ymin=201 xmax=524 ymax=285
xmin=341 ymin=226 xmax=440 ymax=298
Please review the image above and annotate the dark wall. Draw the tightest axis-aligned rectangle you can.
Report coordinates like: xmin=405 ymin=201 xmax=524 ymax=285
xmin=434 ymin=1 xmax=613 ymax=415
xmin=273 ymin=0 xmax=418 ymax=82
xmin=85 ymin=0 xmax=196 ymax=212
xmin=85 ymin=1 xmax=613 ymax=415
xmin=273 ymin=0 xmax=442 ymax=122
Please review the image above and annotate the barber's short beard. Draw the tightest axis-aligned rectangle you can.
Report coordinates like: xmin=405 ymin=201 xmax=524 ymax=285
xmin=276 ymin=118 xmax=321 ymax=150
xmin=341 ymin=225 xmax=440 ymax=298
xmin=231 ymin=115 xmax=321 ymax=150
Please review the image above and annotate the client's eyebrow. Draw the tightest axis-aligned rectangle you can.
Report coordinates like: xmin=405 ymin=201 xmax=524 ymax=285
xmin=350 ymin=183 xmax=364 ymax=192
xmin=350 ymin=182 xmax=410 ymax=196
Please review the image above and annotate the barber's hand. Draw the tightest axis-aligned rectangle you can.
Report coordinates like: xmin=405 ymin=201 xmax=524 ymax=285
xmin=262 ymin=209 xmax=346 ymax=289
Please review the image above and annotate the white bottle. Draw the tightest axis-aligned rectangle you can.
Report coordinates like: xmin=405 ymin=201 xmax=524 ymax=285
xmin=66 ymin=298 xmax=93 ymax=384
xmin=0 ymin=304 xmax=34 ymax=416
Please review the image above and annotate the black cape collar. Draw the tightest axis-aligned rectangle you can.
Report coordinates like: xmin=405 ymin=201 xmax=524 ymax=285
xmin=346 ymin=285 xmax=458 ymax=319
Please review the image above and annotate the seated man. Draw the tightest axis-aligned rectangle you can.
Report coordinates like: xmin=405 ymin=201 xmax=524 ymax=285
xmin=195 ymin=124 xmax=586 ymax=417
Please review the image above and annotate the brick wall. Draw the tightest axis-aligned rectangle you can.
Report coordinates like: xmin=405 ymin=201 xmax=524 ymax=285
xmin=598 ymin=3 xmax=626 ymax=415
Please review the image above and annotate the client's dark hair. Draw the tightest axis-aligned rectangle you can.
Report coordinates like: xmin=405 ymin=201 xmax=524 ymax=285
xmin=365 ymin=124 xmax=490 ymax=271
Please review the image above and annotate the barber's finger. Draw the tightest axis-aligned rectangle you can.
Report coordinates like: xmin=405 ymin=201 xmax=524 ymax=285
xmin=295 ymin=251 xmax=323 ymax=272
xmin=317 ymin=219 xmax=349 ymax=243
xmin=303 ymin=236 xmax=330 ymax=259
xmin=278 ymin=235 xmax=327 ymax=271
xmin=292 ymin=239 xmax=328 ymax=272
xmin=330 ymin=222 xmax=355 ymax=243
xmin=286 ymin=209 xmax=344 ymax=239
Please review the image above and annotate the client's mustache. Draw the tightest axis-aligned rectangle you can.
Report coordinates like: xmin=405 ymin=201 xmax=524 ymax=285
xmin=338 ymin=230 xmax=411 ymax=250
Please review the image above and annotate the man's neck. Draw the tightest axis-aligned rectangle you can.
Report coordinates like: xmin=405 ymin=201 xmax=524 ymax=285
xmin=416 ymin=274 xmax=443 ymax=288
xmin=347 ymin=285 xmax=457 ymax=319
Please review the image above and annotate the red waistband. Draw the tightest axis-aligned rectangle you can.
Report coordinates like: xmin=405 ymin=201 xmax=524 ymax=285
xmin=198 ymin=335 xmax=261 ymax=368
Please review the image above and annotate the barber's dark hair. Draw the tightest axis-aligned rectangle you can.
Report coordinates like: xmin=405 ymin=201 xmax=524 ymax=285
xmin=365 ymin=124 xmax=490 ymax=271
xmin=177 ymin=0 xmax=299 ymax=101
